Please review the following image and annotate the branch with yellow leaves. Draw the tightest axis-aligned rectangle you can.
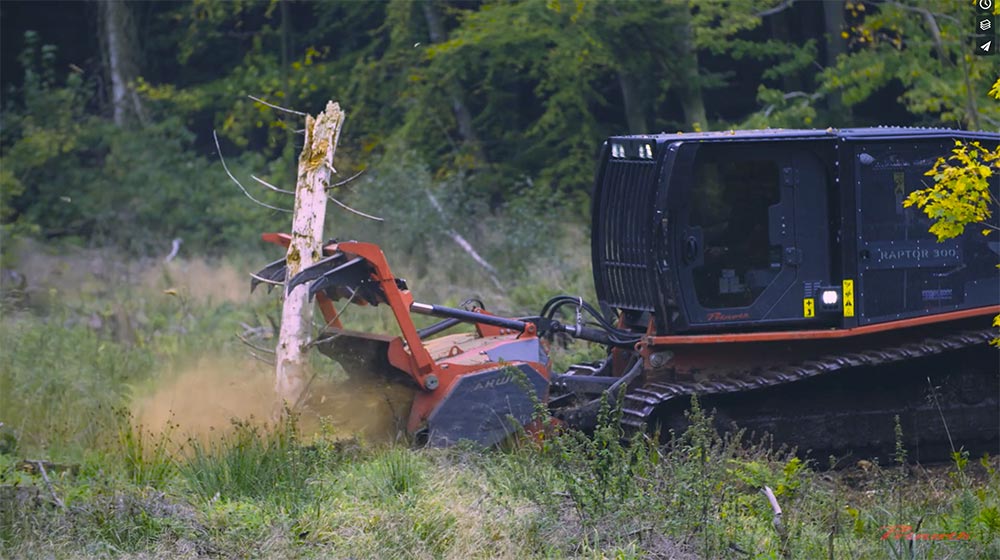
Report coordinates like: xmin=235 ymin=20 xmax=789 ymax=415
xmin=904 ymin=140 xmax=1000 ymax=241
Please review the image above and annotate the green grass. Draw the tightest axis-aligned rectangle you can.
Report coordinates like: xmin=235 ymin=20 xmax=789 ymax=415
xmin=3 ymin=411 xmax=1000 ymax=558
xmin=2 ymin=246 xmax=999 ymax=558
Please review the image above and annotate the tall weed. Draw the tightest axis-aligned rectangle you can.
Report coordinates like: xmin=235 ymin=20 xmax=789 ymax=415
xmin=551 ymin=393 xmax=658 ymax=522
xmin=180 ymin=414 xmax=329 ymax=510
xmin=116 ymin=410 xmax=176 ymax=489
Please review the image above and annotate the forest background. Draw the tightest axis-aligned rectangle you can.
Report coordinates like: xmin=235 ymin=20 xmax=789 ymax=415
xmin=1 ymin=1 xmax=1000 ymax=558
xmin=2 ymin=0 xmax=998 ymax=263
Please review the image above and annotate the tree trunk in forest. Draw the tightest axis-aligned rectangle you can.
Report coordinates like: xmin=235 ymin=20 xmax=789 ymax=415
xmin=280 ymin=0 xmax=291 ymax=97
xmin=275 ymin=101 xmax=345 ymax=408
xmin=421 ymin=0 xmax=485 ymax=162
xmin=769 ymin=10 xmax=802 ymax=93
xmin=676 ymin=16 xmax=707 ymax=131
xmin=99 ymin=0 xmax=145 ymax=126
xmin=822 ymin=0 xmax=849 ymax=120
xmin=618 ymin=71 xmax=649 ymax=133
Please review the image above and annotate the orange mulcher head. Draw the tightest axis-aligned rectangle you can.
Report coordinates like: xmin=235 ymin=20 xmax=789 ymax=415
xmin=254 ymin=233 xmax=551 ymax=446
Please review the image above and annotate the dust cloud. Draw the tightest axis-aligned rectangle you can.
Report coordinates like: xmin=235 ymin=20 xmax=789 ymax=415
xmin=133 ymin=356 xmax=415 ymax=447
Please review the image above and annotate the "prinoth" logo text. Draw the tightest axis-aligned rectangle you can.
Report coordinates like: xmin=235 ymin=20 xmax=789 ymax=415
xmin=706 ymin=311 xmax=751 ymax=322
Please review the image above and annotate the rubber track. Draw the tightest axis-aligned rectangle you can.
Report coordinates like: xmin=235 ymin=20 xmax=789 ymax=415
xmin=617 ymin=328 xmax=996 ymax=431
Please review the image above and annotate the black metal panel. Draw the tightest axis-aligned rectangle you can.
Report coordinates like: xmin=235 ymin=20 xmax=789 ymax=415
xmin=837 ymin=138 xmax=860 ymax=329
xmin=591 ymin=128 xmax=998 ymax=335
xmin=426 ymin=363 xmax=548 ymax=447
xmin=592 ymin=149 xmax=660 ymax=312
xmin=853 ymin=138 xmax=1000 ymax=324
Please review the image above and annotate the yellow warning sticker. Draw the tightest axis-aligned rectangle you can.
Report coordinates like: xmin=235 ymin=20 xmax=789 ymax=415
xmin=843 ymin=279 xmax=855 ymax=318
xmin=803 ymin=298 xmax=815 ymax=318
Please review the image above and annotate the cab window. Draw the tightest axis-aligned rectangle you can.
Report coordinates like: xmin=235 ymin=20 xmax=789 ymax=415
xmin=690 ymin=156 xmax=780 ymax=309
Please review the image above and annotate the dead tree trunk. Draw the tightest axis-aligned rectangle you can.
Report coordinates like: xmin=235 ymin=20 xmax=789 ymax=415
xmin=275 ymin=101 xmax=345 ymax=407
xmin=99 ymin=0 xmax=145 ymax=126
xmin=676 ymin=15 xmax=707 ymax=131
xmin=421 ymin=0 xmax=486 ymax=164
xmin=822 ymin=0 xmax=849 ymax=120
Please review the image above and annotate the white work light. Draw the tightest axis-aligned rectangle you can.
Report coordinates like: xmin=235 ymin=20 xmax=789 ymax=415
xmin=821 ymin=290 xmax=839 ymax=306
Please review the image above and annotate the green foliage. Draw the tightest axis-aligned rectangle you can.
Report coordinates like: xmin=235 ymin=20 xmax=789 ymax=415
xmin=4 ymin=1 xmax=997 ymax=264
xmin=744 ymin=2 xmax=1000 ymax=130
xmin=550 ymin=393 xmax=658 ymax=522
xmin=823 ymin=1 xmax=999 ymax=129
xmin=742 ymin=86 xmax=821 ymax=129
xmin=420 ymin=0 xmax=807 ymax=188
xmin=330 ymin=145 xmax=582 ymax=293
xmin=1 ymin=32 xmax=290 ymax=256
xmin=728 ymin=456 xmax=805 ymax=498
xmin=423 ymin=0 xmax=616 ymax=189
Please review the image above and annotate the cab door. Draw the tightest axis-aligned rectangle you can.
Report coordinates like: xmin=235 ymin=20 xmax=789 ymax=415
xmin=672 ymin=141 xmax=831 ymax=330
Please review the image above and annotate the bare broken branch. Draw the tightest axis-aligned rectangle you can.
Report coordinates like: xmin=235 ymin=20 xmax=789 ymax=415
xmin=307 ymin=289 xmax=360 ymax=338
xmin=164 ymin=238 xmax=182 ymax=263
xmin=295 ymin=292 xmax=360 ymax=411
xmin=426 ymin=190 xmax=503 ymax=291
xmin=762 ymin=485 xmax=783 ymax=527
xmin=250 ymin=352 xmax=275 ymax=366
xmin=328 ymin=168 xmax=367 ymax=189
xmin=755 ymin=0 xmax=795 ymax=18
xmin=306 ymin=330 xmax=344 ymax=349
xmin=251 ymin=174 xmax=295 ymax=195
xmin=328 ymin=194 xmax=384 ymax=222
xmin=325 ymin=289 xmax=359 ymax=328
xmin=762 ymin=484 xmax=791 ymax=557
xmin=237 ymin=332 xmax=276 ymax=354
xmin=248 ymin=94 xmax=307 ymax=117
xmin=31 ymin=460 xmax=65 ymax=509
xmin=213 ymin=130 xmax=292 ymax=213
xmin=239 ymin=321 xmax=271 ymax=333
xmin=248 ymin=271 xmax=284 ymax=287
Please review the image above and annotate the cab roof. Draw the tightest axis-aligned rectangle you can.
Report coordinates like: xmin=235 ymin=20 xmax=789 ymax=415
xmin=609 ymin=127 xmax=999 ymax=144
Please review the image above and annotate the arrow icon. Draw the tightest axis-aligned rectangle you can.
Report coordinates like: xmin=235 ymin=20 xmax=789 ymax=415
xmin=981 ymin=40 xmax=993 ymax=53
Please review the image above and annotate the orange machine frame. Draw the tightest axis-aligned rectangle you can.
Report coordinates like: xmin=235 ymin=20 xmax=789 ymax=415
xmin=261 ymin=232 xmax=545 ymax=434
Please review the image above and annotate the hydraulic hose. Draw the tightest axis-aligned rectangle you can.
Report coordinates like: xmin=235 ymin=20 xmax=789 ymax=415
xmin=410 ymin=302 xmax=529 ymax=332
xmin=539 ymin=294 xmax=643 ymax=346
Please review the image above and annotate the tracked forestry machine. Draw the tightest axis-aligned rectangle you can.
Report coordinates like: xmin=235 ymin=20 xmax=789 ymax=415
xmin=255 ymin=128 xmax=999 ymax=460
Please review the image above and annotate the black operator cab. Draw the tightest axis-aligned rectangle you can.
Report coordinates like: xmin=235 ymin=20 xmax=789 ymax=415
xmin=591 ymin=128 xmax=999 ymax=335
